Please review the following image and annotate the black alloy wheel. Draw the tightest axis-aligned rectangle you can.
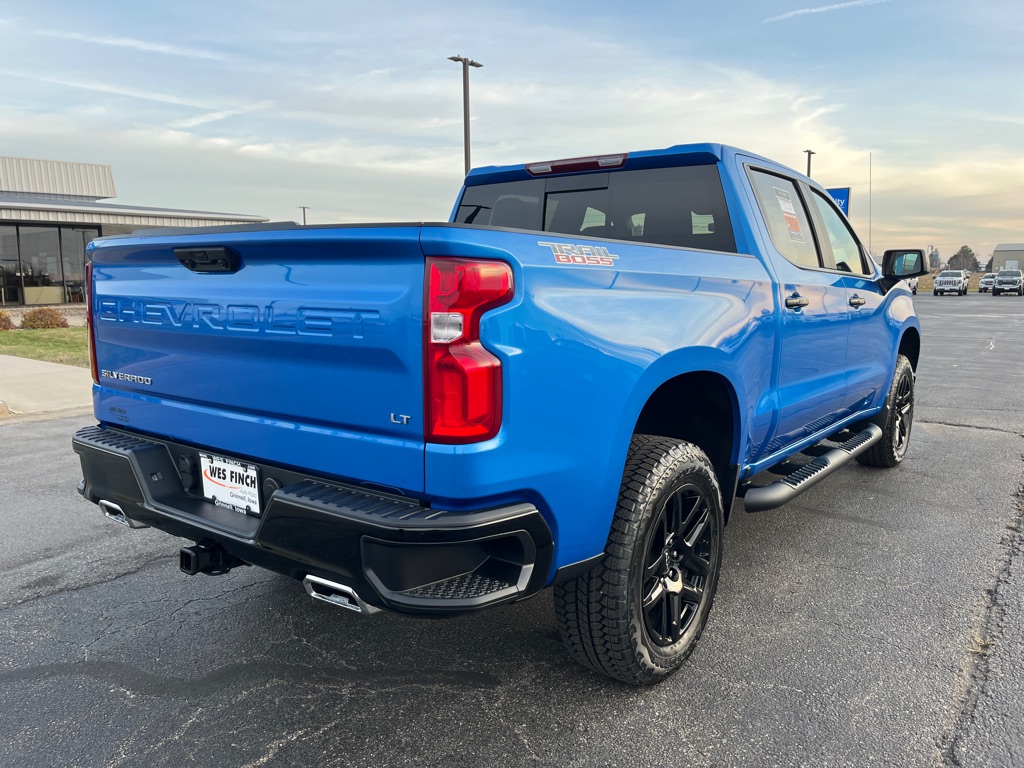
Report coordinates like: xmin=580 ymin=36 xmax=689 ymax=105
xmin=639 ymin=484 xmax=715 ymax=647
xmin=858 ymin=354 xmax=915 ymax=468
xmin=889 ymin=365 xmax=913 ymax=459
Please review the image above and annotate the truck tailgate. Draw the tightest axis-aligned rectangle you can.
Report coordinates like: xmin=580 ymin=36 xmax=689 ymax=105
xmin=90 ymin=225 xmax=426 ymax=494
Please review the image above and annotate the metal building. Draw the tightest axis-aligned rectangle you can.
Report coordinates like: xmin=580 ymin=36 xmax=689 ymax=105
xmin=1 ymin=156 xmax=267 ymax=307
xmin=992 ymin=244 xmax=1024 ymax=272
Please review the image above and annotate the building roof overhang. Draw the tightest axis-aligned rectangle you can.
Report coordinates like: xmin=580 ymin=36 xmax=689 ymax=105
xmin=0 ymin=194 xmax=267 ymax=228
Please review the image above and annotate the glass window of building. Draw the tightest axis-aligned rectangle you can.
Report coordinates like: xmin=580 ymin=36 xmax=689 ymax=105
xmin=0 ymin=226 xmax=20 ymax=306
xmin=18 ymin=227 xmax=64 ymax=305
xmin=60 ymin=228 xmax=98 ymax=303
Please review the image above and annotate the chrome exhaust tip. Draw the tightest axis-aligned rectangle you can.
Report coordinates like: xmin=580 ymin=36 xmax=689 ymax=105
xmin=98 ymin=500 xmax=149 ymax=529
xmin=303 ymin=575 xmax=379 ymax=614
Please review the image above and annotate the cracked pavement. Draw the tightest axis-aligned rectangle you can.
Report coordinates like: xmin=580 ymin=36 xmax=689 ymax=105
xmin=1 ymin=293 xmax=1023 ymax=767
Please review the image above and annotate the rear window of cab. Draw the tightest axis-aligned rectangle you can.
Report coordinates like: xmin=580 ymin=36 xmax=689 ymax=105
xmin=454 ymin=165 xmax=737 ymax=254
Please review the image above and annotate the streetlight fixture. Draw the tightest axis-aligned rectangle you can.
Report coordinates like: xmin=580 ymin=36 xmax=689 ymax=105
xmin=804 ymin=149 xmax=816 ymax=177
xmin=298 ymin=205 xmax=310 ymax=226
xmin=448 ymin=55 xmax=483 ymax=176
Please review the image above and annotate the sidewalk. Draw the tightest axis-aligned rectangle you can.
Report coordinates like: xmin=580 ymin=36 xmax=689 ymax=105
xmin=0 ymin=355 xmax=92 ymax=418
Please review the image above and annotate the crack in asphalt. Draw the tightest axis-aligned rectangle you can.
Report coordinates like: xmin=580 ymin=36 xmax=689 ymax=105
xmin=0 ymin=660 xmax=501 ymax=697
xmin=916 ymin=419 xmax=1024 ymax=438
xmin=938 ymin=465 xmax=1024 ymax=767
xmin=2 ymin=552 xmax=175 ymax=610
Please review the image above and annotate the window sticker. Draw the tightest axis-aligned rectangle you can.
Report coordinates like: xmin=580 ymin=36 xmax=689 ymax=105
xmin=774 ymin=187 xmax=804 ymax=243
xmin=691 ymin=212 xmax=715 ymax=234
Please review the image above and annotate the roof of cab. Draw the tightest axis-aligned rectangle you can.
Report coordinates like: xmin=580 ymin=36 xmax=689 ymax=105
xmin=463 ymin=143 xmax=790 ymax=186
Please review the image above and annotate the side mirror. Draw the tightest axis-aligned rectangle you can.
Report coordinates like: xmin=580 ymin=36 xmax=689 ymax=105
xmin=880 ymin=249 xmax=928 ymax=292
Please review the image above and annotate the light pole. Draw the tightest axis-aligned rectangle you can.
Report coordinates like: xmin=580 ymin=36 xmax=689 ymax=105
xmin=804 ymin=149 xmax=815 ymax=177
xmin=448 ymin=55 xmax=483 ymax=176
xmin=298 ymin=206 xmax=310 ymax=226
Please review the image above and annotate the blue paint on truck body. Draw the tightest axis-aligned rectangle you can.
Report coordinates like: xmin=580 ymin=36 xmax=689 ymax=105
xmin=83 ymin=143 xmax=921 ymax=588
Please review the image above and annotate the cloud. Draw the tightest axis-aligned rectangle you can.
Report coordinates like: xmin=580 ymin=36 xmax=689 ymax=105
xmin=764 ymin=0 xmax=893 ymax=24
xmin=33 ymin=30 xmax=225 ymax=61
xmin=0 ymin=69 xmax=212 ymax=108
xmin=171 ymin=102 xmax=275 ymax=129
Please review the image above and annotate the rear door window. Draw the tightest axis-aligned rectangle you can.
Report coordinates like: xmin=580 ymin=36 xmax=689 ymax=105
xmin=747 ymin=169 xmax=821 ymax=269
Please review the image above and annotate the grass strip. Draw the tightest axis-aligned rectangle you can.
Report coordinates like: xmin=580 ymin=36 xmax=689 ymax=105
xmin=0 ymin=328 xmax=90 ymax=368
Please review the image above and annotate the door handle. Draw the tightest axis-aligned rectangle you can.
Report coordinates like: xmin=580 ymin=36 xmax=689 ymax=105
xmin=785 ymin=296 xmax=809 ymax=309
xmin=849 ymin=296 xmax=867 ymax=308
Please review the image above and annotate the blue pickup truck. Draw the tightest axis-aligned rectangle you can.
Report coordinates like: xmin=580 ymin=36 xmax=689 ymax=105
xmin=73 ymin=143 xmax=927 ymax=684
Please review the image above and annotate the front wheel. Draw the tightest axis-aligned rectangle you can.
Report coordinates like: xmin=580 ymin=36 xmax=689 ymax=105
xmin=553 ymin=436 xmax=724 ymax=685
xmin=858 ymin=354 xmax=915 ymax=468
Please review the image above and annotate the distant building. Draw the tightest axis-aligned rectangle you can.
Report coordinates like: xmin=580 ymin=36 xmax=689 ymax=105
xmin=992 ymin=243 xmax=1024 ymax=272
xmin=927 ymin=248 xmax=940 ymax=271
xmin=1 ymin=156 xmax=267 ymax=307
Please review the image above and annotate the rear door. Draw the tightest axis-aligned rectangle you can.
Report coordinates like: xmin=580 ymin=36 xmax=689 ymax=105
xmin=746 ymin=167 xmax=850 ymax=449
xmin=90 ymin=225 xmax=427 ymax=493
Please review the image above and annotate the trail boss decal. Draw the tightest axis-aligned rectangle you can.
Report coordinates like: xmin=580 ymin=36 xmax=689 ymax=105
xmin=539 ymin=242 xmax=619 ymax=267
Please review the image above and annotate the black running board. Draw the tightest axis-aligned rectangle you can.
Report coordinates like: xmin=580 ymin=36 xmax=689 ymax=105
xmin=740 ymin=423 xmax=883 ymax=513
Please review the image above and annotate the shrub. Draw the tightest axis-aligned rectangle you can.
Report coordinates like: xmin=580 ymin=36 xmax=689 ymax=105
xmin=0 ymin=310 xmax=14 ymax=331
xmin=20 ymin=307 xmax=69 ymax=329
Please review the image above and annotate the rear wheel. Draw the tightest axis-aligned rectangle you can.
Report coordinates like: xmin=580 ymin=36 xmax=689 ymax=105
xmin=553 ymin=436 xmax=723 ymax=685
xmin=858 ymin=354 xmax=915 ymax=468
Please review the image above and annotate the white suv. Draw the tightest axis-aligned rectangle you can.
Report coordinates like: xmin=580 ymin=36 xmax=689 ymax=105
xmin=933 ymin=270 xmax=968 ymax=296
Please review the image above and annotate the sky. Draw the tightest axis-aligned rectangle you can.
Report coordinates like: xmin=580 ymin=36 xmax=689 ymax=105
xmin=1 ymin=0 xmax=1021 ymax=263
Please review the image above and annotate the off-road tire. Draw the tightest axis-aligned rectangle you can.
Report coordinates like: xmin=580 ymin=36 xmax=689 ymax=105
xmin=553 ymin=435 xmax=724 ymax=685
xmin=857 ymin=354 xmax=915 ymax=468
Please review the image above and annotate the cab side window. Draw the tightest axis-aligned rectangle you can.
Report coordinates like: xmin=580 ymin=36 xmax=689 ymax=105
xmin=748 ymin=170 xmax=821 ymax=269
xmin=810 ymin=190 xmax=871 ymax=276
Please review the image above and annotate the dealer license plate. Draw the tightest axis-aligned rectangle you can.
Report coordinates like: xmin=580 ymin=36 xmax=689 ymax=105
xmin=199 ymin=453 xmax=261 ymax=516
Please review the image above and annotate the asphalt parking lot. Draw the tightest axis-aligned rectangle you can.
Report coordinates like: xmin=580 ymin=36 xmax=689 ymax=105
xmin=1 ymin=292 xmax=1022 ymax=767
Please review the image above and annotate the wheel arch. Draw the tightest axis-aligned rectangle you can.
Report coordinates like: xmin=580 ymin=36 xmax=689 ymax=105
xmin=631 ymin=370 xmax=741 ymax=523
xmin=898 ymin=326 xmax=922 ymax=371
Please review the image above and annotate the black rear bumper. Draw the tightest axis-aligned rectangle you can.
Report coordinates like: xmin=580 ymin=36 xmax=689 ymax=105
xmin=72 ymin=425 xmax=553 ymax=615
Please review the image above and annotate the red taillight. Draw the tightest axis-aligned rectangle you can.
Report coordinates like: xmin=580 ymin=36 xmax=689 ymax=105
xmin=425 ymin=258 xmax=513 ymax=444
xmin=85 ymin=260 xmax=98 ymax=384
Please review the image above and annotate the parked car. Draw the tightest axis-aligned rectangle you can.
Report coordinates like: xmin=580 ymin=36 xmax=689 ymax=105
xmin=979 ymin=273 xmax=995 ymax=292
xmin=993 ymin=269 xmax=1024 ymax=296
xmin=933 ymin=270 xmax=968 ymax=296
